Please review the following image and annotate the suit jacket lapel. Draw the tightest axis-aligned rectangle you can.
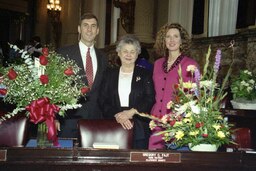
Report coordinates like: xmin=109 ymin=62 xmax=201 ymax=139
xmin=129 ymin=67 xmax=140 ymax=107
xmin=113 ymin=68 xmax=121 ymax=107
xmin=71 ymin=45 xmax=88 ymax=84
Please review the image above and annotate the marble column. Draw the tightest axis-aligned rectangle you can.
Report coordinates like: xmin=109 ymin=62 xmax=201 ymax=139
xmin=134 ymin=0 xmax=154 ymax=43
xmin=168 ymin=0 xmax=194 ymax=36
xmin=60 ymin=0 xmax=81 ymax=46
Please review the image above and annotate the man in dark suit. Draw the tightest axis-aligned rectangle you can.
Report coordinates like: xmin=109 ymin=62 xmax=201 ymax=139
xmin=56 ymin=13 xmax=108 ymax=138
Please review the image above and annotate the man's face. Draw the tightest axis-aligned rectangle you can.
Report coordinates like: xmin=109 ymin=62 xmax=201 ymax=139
xmin=78 ymin=18 xmax=99 ymax=46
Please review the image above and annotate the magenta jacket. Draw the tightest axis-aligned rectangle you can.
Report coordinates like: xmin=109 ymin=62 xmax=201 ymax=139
xmin=149 ymin=55 xmax=198 ymax=150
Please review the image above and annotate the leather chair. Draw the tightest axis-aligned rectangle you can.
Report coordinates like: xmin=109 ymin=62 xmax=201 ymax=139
xmin=78 ymin=119 xmax=133 ymax=149
xmin=230 ymin=127 xmax=252 ymax=149
xmin=0 ymin=112 xmax=28 ymax=147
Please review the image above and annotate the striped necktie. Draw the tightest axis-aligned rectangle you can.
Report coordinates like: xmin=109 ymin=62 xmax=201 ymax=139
xmin=86 ymin=48 xmax=93 ymax=87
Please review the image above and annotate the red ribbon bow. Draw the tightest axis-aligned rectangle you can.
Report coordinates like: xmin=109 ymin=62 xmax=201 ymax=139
xmin=26 ymin=97 xmax=60 ymax=146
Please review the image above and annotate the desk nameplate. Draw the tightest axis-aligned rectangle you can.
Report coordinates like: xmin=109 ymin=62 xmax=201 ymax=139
xmin=130 ymin=152 xmax=181 ymax=163
xmin=0 ymin=150 xmax=7 ymax=161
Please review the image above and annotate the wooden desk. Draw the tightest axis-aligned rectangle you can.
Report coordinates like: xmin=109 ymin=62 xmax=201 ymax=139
xmin=224 ymin=109 xmax=256 ymax=148
xmin=0 ymin=147 xmax=256 ymax=171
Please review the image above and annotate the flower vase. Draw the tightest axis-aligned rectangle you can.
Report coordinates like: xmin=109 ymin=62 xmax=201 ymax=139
xmin=231 ymin=99 xmax=256 ymax=110
xmin=189 ymin=143 xmax=218 ymax=152
xmin=166 ymin=143 xmax=190 ymax=151
xmin=37 ymin=122 xmax=53 ymax=147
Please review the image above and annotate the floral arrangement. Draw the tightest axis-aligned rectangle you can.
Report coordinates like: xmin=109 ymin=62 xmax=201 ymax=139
xmin=0 ymin=44 xmax=89 ymax=145
xmin=230 ymin=70 xmax=256 ymax=101
xmin=137 ymin=46 xmax=234 ymax=148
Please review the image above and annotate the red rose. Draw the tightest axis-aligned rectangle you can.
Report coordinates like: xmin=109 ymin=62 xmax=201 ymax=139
xmin=202 ymin=133 xmax=208 ymax=138
xmin=183 ymin=88 xmax=189 ymax=92
xmin=0 ymin=88 xmax=7 ymax=96
xmin=39 ymin=55 xmax=48 ymax=65
xmin=174 ymin=84 xmax=179 ymax=89
xmin=170 ymin=120 xmax=176 ymax=127
xmin=8 ymin=68 xmax=18 ymax=80
xmin=42 ymin=48 xmax=49 ymax=56
xmin=40 ymin=75 xmax=49 ymax=84
xmin=64 ymin=67 xmax=74 ymax=76
xmin=195 ymin=122 xmax=204 ymax=128
xmin=81 ymin=87 xmax=90 ymax=94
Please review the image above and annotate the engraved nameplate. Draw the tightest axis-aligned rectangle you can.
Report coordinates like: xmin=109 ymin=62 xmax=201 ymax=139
xmin=130 ymin=152 xmax=181 ymax=163
xmin=0 ymin=150 xmax=7 ymax=161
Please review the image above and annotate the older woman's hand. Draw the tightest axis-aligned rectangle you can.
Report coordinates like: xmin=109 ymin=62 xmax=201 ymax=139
xmin=115 ymin=108 xmax=137 ymax=129
xmin=120 ymin=119 xmax=133 ymax=130
xmin=115 ymin=108 xmax=137 ymax=123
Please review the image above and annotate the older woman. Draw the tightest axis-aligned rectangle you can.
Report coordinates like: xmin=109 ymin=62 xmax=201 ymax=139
xmin=99 ymin=34 xmax=155 ymax=149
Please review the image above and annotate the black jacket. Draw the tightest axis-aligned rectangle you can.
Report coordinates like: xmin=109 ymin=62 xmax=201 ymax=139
xmin=99 ymin=66 xmax=155 ymax=141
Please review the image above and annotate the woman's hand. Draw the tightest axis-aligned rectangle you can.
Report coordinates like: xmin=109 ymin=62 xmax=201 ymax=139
xmin=115 ymin=108 xmax=137 ymax=129
xmin=120 ymin=119 xmax=133 ymax=130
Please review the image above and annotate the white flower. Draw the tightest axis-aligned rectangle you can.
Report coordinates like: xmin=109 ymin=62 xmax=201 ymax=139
xmin=166 ymin=100 xmax=173 ymax=109
xmin=186 ymin=65 xmax=197 ymax=72
xmin=244 ymin=70 xmax=252 ymax=76
xmin=200 ymin=80 xmax=214 ymax=89
xmin=175 ymin=103 xmax=188 ymax=115
xmin=249 ymin=79 xmax=255 ymax=84
xmin=247 ymin=87 xmax=253 ymax=92
xmin=161 ymin=115 xmax=168 ymax=124
xmin=190 ymin=104 xmax=200 ymax=114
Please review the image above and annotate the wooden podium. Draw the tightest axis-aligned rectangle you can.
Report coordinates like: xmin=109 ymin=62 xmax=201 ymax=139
xmin=0 ymin=147 xmax=256 ymax=171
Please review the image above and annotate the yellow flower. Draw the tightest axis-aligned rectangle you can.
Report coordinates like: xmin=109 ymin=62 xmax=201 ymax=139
xmin=189 ymin=130 xmax=199 ymax=136
xmin=183 ymin=81 xmax=196 ymax=89
xmin=185 ymin=112 xmax=191 ymax=118
xmin=149 ymin=120 xmax=157 ymax=130
xmin=217 ymin=116 xmax=223 ymax=120
xmin=213 ymin=124 xmax=221 ymax=130
xmin=217 ymin=131 xmax=225 ymax=138
xmin=175 ymin=130 xmax=184 ymax=140
xmin=183 ymin=118 xmax=191 ymax=123
xmin=173 ymin=121 xmax=182 ymax=127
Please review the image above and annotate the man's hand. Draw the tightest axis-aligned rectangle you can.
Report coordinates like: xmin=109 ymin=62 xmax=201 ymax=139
xmin=55 ymin=120 xmax=61 ymax=132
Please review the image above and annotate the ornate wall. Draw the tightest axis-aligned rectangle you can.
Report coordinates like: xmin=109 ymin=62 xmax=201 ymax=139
xmin=104 ymin=28 xmax=256 ymax=79
xmin=191 ymin=28 xmax=256 ymax=76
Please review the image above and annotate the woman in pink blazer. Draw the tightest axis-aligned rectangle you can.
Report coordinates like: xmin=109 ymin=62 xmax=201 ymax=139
xmin=149 ymin=23 xmax=198 ymax=150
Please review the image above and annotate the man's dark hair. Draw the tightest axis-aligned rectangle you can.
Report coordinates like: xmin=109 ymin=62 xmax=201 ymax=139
xmin=79 ymin=13 xmax=98 ymax=25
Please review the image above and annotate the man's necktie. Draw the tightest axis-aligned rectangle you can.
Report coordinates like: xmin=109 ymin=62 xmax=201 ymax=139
xmin=86 ymin=48 xmax=93 ymax=87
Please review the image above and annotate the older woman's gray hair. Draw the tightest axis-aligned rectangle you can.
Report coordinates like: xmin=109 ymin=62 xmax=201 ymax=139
xmin=116 ymin=34 xmax=141 ymax=54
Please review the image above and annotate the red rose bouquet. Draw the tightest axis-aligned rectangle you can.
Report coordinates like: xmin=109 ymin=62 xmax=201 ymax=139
xmin=0 ymin=44 xmax=89 ymax=146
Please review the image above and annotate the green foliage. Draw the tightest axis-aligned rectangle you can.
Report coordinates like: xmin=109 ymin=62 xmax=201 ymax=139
xmin=231 ymin=70 xmax=256 ymax=100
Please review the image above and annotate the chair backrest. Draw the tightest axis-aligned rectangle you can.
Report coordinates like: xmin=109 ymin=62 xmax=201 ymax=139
xmin=0 ymin=113 xmax=28 ymax=147
xmin=78 ymin=119 xmax=133 ymax=149
xmin=231 ymin=127 xmax=252 ymax=149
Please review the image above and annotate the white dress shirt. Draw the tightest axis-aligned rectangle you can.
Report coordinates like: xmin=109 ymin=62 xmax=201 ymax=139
xmin=79 ymin=41 xmax=98 ymax=80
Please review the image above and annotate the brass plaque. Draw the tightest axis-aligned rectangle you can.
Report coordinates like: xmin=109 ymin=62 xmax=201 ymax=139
xmin=130 ymin=152 xmax=181 ymax=163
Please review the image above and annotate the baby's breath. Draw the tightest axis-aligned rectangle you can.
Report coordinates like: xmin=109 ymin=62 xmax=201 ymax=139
xmin=0 ymin=44 xmax=86 ymax=121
